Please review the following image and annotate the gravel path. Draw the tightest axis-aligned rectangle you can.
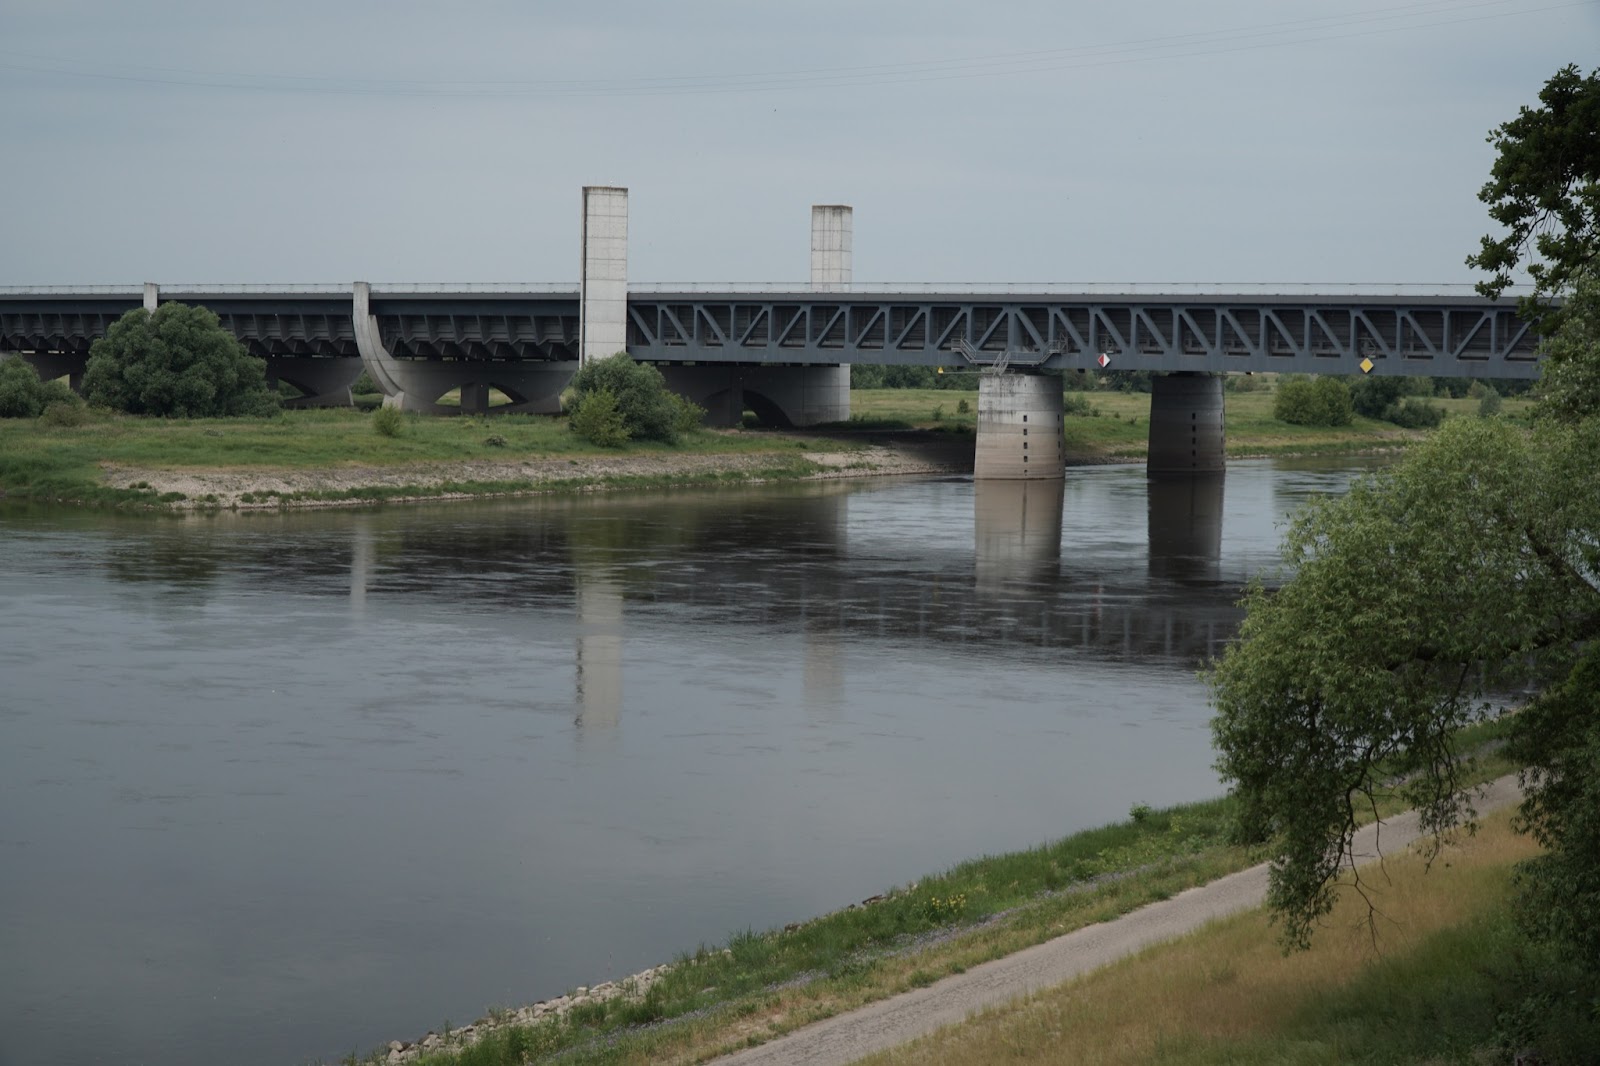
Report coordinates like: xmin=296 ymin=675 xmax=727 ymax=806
xmin=713 ymin=775 xmax=1525 ymax=1066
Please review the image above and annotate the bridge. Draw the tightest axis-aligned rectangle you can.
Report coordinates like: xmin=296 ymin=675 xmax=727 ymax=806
xmin=0 ymin=188 xmax=1543 ymax=479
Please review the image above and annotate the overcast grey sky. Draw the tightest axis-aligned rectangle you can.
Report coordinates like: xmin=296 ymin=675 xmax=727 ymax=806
xmin=2 ymin=1 xmax=1596 ymax=286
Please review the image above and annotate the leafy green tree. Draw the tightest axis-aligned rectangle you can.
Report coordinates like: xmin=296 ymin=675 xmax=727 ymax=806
xmin=568 ymin=353 xmax=699 ymax=444
xmin=0 ymin=357 xmax=79 ymax=418
xmin=1272 ymin=375 xmax=1353 ymax=426
xmin=1467 ymin=64 xmax=1600 ymax=322
xmin=1212 ymin=71 xmax=1600 ymax=1028
xmin=82 ymin=302 xmax=279 ymax=417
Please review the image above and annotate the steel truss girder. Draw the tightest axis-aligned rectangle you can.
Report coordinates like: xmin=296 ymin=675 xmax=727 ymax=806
xmin=626 ymin=298 xmax=1542 ymax=378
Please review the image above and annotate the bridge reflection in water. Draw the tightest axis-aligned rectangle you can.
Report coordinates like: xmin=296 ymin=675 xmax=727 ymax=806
xmin=91 ymin=468 xmax=1248 ymax=732
xmin=340 ymin=472 xmax=1242 ymax=731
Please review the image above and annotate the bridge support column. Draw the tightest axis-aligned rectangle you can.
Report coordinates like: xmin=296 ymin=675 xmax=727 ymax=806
xmin=1147 ymin=372 xmax=1225 ymax=475
xmin=16 ymin=351 xmax=88 ymax=393
xmin=142 ymin=282 xmax=159 ymax=313
xmin=656 ymin=364 xmax=849 ymax=427
xmin=263 ymin=356 xmax=363 ymax=408
xmin=352 ymin=281 xmax=570 ymax=414
xmin=974 ymin=372 xmax=1064 ymax=480
xmin=581 ymin=186 xmax=628 ymax=366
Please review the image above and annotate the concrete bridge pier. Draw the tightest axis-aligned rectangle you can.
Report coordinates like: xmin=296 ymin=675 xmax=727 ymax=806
xmin=655 ymin=364 xmax=849 ymax=427
xmin=263 ymin=357 xmax=364 ymax=408
xmin=1147 ymin=372 xmax=1226 ymax=475
xmin=353 ymin=281 xmax=569 ymax=414
xmin=16 ymin=351 xmax=87 ymax=393
xmin=974 ymin=372 xmax=1064 ymax=480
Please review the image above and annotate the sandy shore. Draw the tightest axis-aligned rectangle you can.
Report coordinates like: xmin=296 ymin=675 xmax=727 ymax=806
xmin=98 ymin=433 xmax=977 ymax=510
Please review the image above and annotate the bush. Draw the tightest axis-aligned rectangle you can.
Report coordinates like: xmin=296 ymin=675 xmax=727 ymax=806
xmin=671 ymin=394 xmax=705 ymax=435
xmin=0 ymin=358 xmax=78 ymax=418
xmin=39 ymin=399 xmax=91 ymax=427
xmin=82 ymin=302 xmax=280 ymax=417
xmin=1274 ymin=375 xmax=1354 ymax=426
xmin=1351 ymin=375 xmax=1407 ymax=419
xmin=569 ymin=353 xmax=687 ymax=443
xmin=1386 ymin=396 xmax=1446 ymax=428
xmin=371 ymin=405 xmax=404 ymax=438
xmin=1225 ymin=374 xmax=1265 ymax=392
xmin=568 ymin=386 xmax=629 ymax=447
xmin=1478 ymin=389 xmax=1504 ymax=417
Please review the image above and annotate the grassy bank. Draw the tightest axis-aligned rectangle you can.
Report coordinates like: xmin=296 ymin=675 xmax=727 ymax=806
xmin=860 ymin=804 xmax=1600 ymax=1065
xmin=350 ymin=721 xmax=1519 ymax=1066
xmin=0 ymin=384 xmax=1532 ymax=509
xmin=0 ymin=408 xmax=820 ymax=507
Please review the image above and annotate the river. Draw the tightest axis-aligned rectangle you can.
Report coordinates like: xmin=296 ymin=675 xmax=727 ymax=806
xmin=0 ymin=458 xmax=1381 ymax=1066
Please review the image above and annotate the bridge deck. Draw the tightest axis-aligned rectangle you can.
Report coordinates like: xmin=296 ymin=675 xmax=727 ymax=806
xmin=0 ymin=286 xmax=1543 ymax=378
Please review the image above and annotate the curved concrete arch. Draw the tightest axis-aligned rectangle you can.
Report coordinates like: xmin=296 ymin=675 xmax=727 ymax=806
xmin=353 ymin=282 xmax=572 ymax=415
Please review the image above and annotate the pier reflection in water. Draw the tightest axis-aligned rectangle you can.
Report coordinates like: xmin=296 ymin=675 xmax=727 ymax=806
xmin=0 ymin=459 xmax=1377 ymax=1066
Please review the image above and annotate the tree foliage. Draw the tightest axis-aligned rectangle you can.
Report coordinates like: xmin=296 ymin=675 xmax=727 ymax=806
xmin=568 ymin=353 xmax=700 ymax=445
xmin=1467 ymin=64 xmax=1600 ymax=321
xmin=82 ymin=302 xmax=279 ymax=418
xmin=1272 ymin=375 xmax=1353 ymax=426
xmin=1210 ymin=413 xmax=1600 ymax=951
xmin=0 ymin=357 xmax=80 ymax=418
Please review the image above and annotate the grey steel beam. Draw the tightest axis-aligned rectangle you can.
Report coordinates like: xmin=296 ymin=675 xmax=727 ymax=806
xmin=625 ymin=295 xmax=1542 ymax=378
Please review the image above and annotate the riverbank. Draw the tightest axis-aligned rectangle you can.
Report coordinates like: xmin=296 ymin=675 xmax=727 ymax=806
xmin=0 ymin=386 xmax=1474 ymax=512
xmin=356 ymin=721 xmax=1518 ymax=1066
xmin=0 ymin=410 xmax=976 ymax=510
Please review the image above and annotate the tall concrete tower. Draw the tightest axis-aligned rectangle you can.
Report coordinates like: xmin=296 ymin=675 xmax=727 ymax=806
xmin=580 ymin=186 xmax=629 ymax=365
xmin=810 ymin=205 xmax=852 ymax=291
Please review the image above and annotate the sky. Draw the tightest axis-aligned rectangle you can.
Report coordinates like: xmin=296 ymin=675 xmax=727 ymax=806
xmin=1 ymin=0 xmax=1596 ymax=287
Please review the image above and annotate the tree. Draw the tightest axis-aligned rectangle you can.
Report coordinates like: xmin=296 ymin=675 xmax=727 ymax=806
xmin=0 ymin=357 xmax=79 ymax=418
xmin=1209 ymin=412 xmax=1600 ymax=949
xmin=82 ymin=302 xmax=279 ymax=417
xmin=568 ymin=353 xmax=700 ymax=444
xmin=1467 ymin=64 xmax=1600 ymax=322
xmin=1272 ymin=375 xmax=1353 ymax=427
xmin=1211 ymin=70 xmax=1600 ymax=1023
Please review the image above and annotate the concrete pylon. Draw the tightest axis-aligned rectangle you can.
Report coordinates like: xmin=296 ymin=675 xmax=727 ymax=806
xmin=810 ymin=205 xmax=852 ymax=292
xmin=142 ymin=283 xmax=159 ymax=313
xmin=580 ymin=186 xmax=629 ymax=365
xmin=974 ymin=372 xmax=1065 ymax=480
xmin=1147 ymin=372 xmax=1226 ymax=475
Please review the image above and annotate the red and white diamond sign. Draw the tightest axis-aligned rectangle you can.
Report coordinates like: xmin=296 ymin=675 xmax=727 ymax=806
xmin=1096 ymin=353 xmax=1112 ymax=369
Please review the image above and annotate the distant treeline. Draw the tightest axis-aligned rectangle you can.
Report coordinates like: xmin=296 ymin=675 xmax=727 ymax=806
xmin=848 ymin=364 xmax=1534 ymax=398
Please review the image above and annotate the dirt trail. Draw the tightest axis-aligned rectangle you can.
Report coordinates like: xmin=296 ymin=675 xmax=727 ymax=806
xmin=712 ymin=775 xmax=1525 ymax=1066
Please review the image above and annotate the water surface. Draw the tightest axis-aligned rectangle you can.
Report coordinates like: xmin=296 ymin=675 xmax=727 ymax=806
xmin=0 ymin=458 xmax=1380 ymax=1066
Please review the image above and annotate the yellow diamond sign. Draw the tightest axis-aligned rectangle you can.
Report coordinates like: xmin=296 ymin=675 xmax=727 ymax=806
xmin=1359 ymin=357 xmax=1375 ymax=374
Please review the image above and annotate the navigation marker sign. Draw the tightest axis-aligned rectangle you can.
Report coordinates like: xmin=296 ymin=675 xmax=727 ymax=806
xmin=1097 ymin=353 xmax=1112 ymax=369
xmin=1359 ymin=357 xmax=1375 ymax=374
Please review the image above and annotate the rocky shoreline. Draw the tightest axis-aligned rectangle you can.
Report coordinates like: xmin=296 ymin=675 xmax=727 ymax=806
xmin=380 ymin=960 xmax=681 ymax=1064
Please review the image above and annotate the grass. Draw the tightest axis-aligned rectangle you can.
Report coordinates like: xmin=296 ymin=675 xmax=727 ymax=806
xmin=858 ymin=807 xmax=1577 ymax=1066
xmin=347 ymin=720 xmax=1521 ymax=1066
xmin=0 ymin=407 xmax=818 ymax=507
